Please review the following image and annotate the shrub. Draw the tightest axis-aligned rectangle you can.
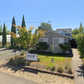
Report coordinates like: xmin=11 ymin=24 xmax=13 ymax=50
xmin=57 ymin=65 xmax=63 ymax=73
xmin=14 ymin=58 xmax=23 ymax=65
xmin=13 ymin=55 xmax=19 ymax=60
xmin=9 ymin=57 xmax=13 ymax=61
xmin=65 ymin=63 xmax=71 ymax=70
xmin=50 ymin=63 xmax=55 ymax=71
xmin=37 ymin=42 xmax=49 ymax=50
xmin=51 ymin=45 xmax=54 ymax=54
xmin=68 ymin=67 xmax=72 ymax=74
xmin=20 ymin=52 xmax=24 ymax=55
xmin=46 ymin=64 xmax=50 ymax=70
xmin=59 ymin=43 xmax=70 ymax=53
xmin=29 ymin=49 xmax=38 ymax=53
xmin=27 ymin=61 xmax=31 ymax=66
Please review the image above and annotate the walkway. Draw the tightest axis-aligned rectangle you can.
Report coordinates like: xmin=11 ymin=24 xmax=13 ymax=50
xmin=0 ymin=71 xmax=37 ymax=84
xmin=72 ymin=48 xmax=84 ymax=84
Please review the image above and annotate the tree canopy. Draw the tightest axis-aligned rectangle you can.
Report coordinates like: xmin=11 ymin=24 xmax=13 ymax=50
xmin=10 ymin=25 xmax=46 ymax=51
xmin=38 ymin=22 xmax=53 ymax=31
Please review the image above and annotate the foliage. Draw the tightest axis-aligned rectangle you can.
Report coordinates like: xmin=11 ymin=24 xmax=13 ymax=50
xmin=57 ymin=65 xmax=63 ymax=73
xmin=14 ymin=58 xmax=23 ymax=65
xmin=9 ymin=25 xmax=46 ymax=52
xmin=9 ymin=57 xmax=13 ymax=61
xmin=72 ymin=28 xmax=79 ymax=35
xmin=21 ymin=15 xmax=26 ymax=28
xmin=27 ymin=61 xmax=31 ymax=66
xmin=0 ymin=25 xmax=3 ymax=35
xmin=13 ymin=55 xmax=19 ymax=60
xmin=68 ymin=67 xmax=72 ymax=74
xmin=51 ymin=45 xmax=54 ymax=53
xmin=38 ymin=22 xmax=53 ymax=31
xmin=46 ymin=64 xmax=50 ymax=70
xmin=50 ymin=63 xmax=55 ymax=71
xmin=65 ymin=63 xmax=71 ymax=70
xmin=21 ymin=15 xmax=26 ymax=48
xmin=75 ymin=33 xmax=84 ymax=57
xmin=29 ymin=49 xmax=38 ymax=53
xmin=59 ymin=43 xmax=70 ymax=53
xmin=20 ymin=52 xmax=24 ymax=55
xmin=2 ymin=23 xmax=7 ymax=47
xmin=11 ymin=17 xmax=16 ymax=46
xmin=37 ymin=42 xmax=49 ymax=50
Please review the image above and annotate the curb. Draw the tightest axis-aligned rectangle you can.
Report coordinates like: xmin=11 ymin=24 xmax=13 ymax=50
xmin=23 ymin=66 xmax=74 ymax=79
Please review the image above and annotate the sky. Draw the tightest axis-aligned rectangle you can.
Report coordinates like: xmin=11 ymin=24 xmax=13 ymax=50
xmin=0 ymin=0 xmax=84 ymax=32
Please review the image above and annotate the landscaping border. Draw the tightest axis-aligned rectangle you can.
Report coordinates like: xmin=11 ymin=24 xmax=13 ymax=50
xmin=23 ymin=66 xmax=74 ymax=79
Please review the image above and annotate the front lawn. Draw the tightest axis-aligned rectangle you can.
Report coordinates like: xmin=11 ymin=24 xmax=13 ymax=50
xmin=37 ymin=53 xmax=71 ymax=66
xmin=8 ymin=52 xmax=73 ymax=75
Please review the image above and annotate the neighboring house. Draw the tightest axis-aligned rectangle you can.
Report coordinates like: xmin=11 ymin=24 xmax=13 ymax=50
xmin=38 ymin=28 xmax=72 ymax=53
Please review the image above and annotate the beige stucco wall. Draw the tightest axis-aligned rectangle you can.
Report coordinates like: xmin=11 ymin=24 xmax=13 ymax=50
xmin=38 ymin=32 xmax=69 ymax=53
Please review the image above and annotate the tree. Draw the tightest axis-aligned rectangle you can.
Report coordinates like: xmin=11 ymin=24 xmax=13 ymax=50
xmin=75 ymin=33 xmax=84 ymax=57
xmin=0 ymin=25 xmax=3 ymax=35
xmin=10 ymin=25 xmax=46 ymax=52
xmin=11 ymin=16 xmax=16 ymax=46
xmin=79 ymin=22 xmax=83 ymax=33
xmin=72 ymin=28 xmax=79 ymax=35
xmin=38 ymin=22 xmax=53 ymax=31
xmin=2 ymin=23 xmax=7 ymax=47
xmin=21 ymin=15 xmax=26 ymax=28
xmin=80 ymin=22 xmax=82 ymax=27
xmin=21 ymin=15 xmax=26 ymax=48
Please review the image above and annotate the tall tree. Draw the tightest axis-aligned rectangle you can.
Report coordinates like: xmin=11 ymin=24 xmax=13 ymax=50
xmin=21 ymin=15 xmax=26 ymax=48
xmin=80 ymin=22 xmax=82 ymax=27
xmin=0 ymin=25 xmax=3 ymax=35
xmin=38 ymin=22 xmax=53 ymax=31
xmin=79 ymin=22 xmax=83 ymax=33
xmin=11 ymin=16 xmax=16 ymax=46
xmin=2 ymin=23 xmax=6 ymax=47
xmin=21 ymin=15 xmax=26 ymax=28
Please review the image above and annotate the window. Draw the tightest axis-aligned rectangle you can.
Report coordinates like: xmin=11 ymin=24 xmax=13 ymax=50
xmin=39 ymin=38 xmax=48 ymax=44
xmin=54 ymin=39 xmax=59 ymax=45
xmin=64 ymin=38 xmax=67 ymax=43
xmin=53 ymin=38 xmax=64 ymax=46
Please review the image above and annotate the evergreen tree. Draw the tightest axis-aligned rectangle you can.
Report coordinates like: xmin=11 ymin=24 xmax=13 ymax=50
xmin=11 ymin=16 xmax=16 ymax=46
xmin=21 ymin=15 xmax=26 ymax=48
xmin=21 ymin=15 xmax=26 ymax=28
xmin=80 ymin=22 xmax=82 ymax=27
xmin=2 ymin=23 xmax=6 ymax=47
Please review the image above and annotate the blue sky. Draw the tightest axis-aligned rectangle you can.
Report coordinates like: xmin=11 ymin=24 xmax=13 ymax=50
xmin=0 ymin=0 xmax=84 ymax=32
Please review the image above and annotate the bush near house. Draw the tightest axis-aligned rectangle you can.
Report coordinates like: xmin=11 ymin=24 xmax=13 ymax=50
xmin=59 ymin=43 xmax=70 ymax=53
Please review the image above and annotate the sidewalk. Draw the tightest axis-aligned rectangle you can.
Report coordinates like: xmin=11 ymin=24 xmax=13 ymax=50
xmin=72 ymin=48 xmax=84 ymax=84
xmin=0 ymin=71 xmax=37 ymax=84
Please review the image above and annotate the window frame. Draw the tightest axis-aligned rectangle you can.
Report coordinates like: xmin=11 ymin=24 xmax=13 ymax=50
xmin=53 ymin=38 xmax=64 ymax=46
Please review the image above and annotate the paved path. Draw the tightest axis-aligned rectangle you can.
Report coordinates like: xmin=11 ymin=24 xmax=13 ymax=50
xmin=72 ymin=48 xmax=84 ymax=84
xmin=0 ymin=48 xmax=37 ymax=84
xmin=0 ymin=71 xmax=37 ymax=84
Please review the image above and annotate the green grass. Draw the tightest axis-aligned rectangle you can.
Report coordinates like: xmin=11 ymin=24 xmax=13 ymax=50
xmin=37 ymin=53 xmax=71 ymax=65
xmin=81 ymin=58 xmax=84 ymax=60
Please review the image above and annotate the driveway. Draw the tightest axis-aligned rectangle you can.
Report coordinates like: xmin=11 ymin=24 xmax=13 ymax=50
xmin=0 ymin=48 xmax=37 ymax=84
